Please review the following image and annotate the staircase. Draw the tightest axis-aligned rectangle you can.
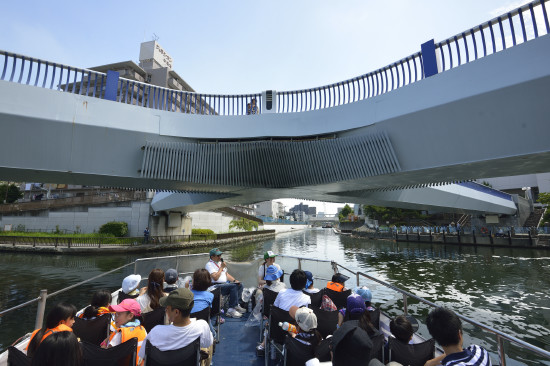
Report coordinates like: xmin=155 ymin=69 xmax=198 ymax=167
xmin=215 ymin=207 xmax=263 ymax=224
xmin=524 ymin=208 xmax=546 ymax=228
xmin=457 ymin=214 xmax=471 ymax=228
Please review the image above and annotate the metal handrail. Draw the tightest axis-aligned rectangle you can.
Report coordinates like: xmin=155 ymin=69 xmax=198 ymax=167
xmin=0 ymin=1 xmax=547 ymax=116
xmin=334 ymin=263 xmax=550 ymax=364
xmin=0 ymin=262 xmax=133 ymax=330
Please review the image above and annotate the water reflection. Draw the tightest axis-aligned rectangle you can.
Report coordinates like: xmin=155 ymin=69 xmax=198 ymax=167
xmin=1 ymin=229 xmax=549 ymax=365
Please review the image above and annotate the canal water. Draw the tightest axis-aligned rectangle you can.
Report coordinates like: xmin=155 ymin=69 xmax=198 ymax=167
xmin=1 ymin=228 xmax=549 ymax=365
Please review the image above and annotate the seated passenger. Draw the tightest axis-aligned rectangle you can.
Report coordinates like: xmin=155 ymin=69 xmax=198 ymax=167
xmin=390 ymin=315 xmax=413 ymax=344
xmin=259 ymin=251 xmax=281 ymax=287
xmin=26 ymin=302 xmax=77 ymax=357
xmin=190 ymin=269 xmax=214 ymax=313
xmin=274 ymin=269 xmax=311 ymax=311
xmin=355 ymin=286 xmax=375 ymax=311
xmin=256 ymin=265 xmax=287 ymax=356
xmin=337 ymin=294 xmax=379 ymax=337
xmin=189 ymin=269 xmax=217 ymax=339
xmin=306 ymin=321 xmax=373 ymax=366
xmin=303 ymin=271 xmax=320 ymax=293
xmin=326 ymin=273 xmax=349 ymax=292
xmin=292 ymin=307 xmax=322 ymax=346
xmin=164 ymin=268 xmax=179 ymax=293
xmin=205 ymin=248 xmax=246 ymax=318
xmin=138 ymin=288 xmax=213 ymax=366
xmin=30 ymin=331 xmax=82 ymax=366
xmin=78 ymin=289 xmax=112 ymax=319
xmin=425 ymin=307 xmax=492 ymax=366
xmin=103 ymin=298 xmax=147 ymax=360
xmin=263 ymin=265 xmax=286 ymax=292
xmin=118 ymin=274 xmax=141 ymax=303
xmin=137 ymin=269 xmax=168 ymax=313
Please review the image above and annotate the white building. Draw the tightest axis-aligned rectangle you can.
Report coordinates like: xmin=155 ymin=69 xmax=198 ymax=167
xmin=256 ymin=200 xmax=284 ymax=218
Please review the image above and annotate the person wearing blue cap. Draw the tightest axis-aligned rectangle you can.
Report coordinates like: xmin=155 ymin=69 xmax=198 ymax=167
xmin=263 ymin=265 xmax=286 ymax=292
xmin=354 ymin=286 xmax=375 ymax=311
xmin=303 ymin=271 xmax=320 ymax=293
xmin=205 ymin=248 xmax=246 ymax=318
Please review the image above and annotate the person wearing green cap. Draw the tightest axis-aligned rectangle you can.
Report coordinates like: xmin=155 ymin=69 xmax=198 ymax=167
xmin=205 ymin=248 xmax=246 ymax=318
xmin=138 ymin=288 xmax=213 ymax=365
xmin=258 ymin=250 xmax=281 ymax=287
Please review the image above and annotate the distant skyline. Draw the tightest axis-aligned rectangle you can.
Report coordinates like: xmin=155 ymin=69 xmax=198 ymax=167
xmin=0 ymin=1 xmax=532 ymax=213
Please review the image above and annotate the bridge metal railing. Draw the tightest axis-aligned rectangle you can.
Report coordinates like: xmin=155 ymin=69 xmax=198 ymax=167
xmin=0 ymin=0 xmax=548 ymax=117
xmin=334 ymin=263 xmax=550 ymax=366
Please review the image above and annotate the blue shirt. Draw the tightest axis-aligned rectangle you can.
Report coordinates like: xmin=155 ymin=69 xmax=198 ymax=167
xmin=191 ymin=290 xmax=214 ymax=313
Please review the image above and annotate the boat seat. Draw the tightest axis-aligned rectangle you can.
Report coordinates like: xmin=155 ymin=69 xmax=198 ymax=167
xmin=283 ymin=334 xmax=316 ymax=366
xmin=260 ymin=288 xmax=279 ymax=342
xmin=7 ymin=346 xmax=31 ymax=366
xmin=209 ymin=287 xmax=221 ymax=343
xmin=322 ymin=288 xmax=352 ymax=309
xmin=142 ymin=306 xmax=166 ymax=333
xmin=81 ymin=337 xmax=137 ymax=366
xmin=388 ymin=337 xmax=435 ymax=366
xmin=265 ymin=306 xmax=295 ymax=365
xmin=304 ymin=290 xmax=323 ymax=309
xmin=72 ymin=314 xmax=111 ymax=346
xmin=310 ymin=307 xmax=338 ymax=338
xmin=144 ymin=337 xmax=201 ymax=366
xmin=190 ymin=306 xmax=211 ymax=323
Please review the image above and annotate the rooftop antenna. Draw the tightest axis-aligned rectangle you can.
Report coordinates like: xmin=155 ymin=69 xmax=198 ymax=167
xmin=152 ymin=33 xmax=159 ymax=42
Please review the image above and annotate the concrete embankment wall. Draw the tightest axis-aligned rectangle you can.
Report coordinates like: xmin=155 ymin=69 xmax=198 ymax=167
xmin=0 ymin=201 xmax=150 ymax=236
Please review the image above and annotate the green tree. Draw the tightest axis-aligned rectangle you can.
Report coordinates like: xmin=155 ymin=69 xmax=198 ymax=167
xmin=338 ymin=204 xmax=353 ymax=221
xmin=538 ymin=192 xmax=550 ymax=205
xmin=229 ymin=218 xmax=259 ymax=232
xmin=0 ymin=183 xmax=23 ymax=204
xmin=539 ymin=193 xmax=550 ymax=225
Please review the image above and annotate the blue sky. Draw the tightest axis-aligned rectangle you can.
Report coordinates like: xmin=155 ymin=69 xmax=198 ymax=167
xmin=0 ymin=0 xmax=530 ymax=213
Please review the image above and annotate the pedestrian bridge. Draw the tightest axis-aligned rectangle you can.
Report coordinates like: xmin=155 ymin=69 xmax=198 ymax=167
xmin=1 ymin=1 xmax=549 ymax=215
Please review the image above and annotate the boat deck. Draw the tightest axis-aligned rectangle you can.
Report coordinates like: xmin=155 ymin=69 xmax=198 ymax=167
xmin=213 ymin=313 xmax=264 ymax=366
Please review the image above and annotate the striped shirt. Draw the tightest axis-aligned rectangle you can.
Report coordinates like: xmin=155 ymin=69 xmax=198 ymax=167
xmin=442 ymin=345 xmax=492 ymax=366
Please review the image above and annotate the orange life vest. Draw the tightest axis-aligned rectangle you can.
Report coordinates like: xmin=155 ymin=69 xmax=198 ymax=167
xmin=326 ymin=281 xmax=344 ymax=292
xmin=26 ymin=324 xmax=73 ymax=350
xmin=108 ymin=325 xmax=147 ymax=365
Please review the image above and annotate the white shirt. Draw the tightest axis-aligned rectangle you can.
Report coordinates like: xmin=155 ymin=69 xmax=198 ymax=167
xmin=258 ymin=263 xmax=281 ymax=281
xmin=138 ymin=319 xmax=213 ymax=360
xmin=205 ymin=259 xmax=227 ymax=283
xmin=136 ymin=293 xmax=153 ymax=313
xmin=273 ymin=288 xmax=311 ymax=311
xmin=304 ymin=287 xmax=320 ymax=294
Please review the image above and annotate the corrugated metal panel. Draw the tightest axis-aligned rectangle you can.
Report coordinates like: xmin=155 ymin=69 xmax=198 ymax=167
xmin=141 ymin=132 xmax=401 ymax=188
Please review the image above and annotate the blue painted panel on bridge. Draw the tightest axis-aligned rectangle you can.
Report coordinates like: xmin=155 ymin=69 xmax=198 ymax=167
xmin=421 ymin=39 xmax=439 ymax=78
xmin=104 ymin=70 xmax=120 ymax=101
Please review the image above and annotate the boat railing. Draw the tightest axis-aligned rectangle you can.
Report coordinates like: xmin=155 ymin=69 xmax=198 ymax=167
xmin=0 ymin=262 xmax=134 ymax=330
xmin=334 ymin=263 xmax=550 ymax=366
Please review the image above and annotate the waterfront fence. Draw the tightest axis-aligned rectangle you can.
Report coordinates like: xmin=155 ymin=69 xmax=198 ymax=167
xmin=0 ymin=230 xmax=275 ymax=249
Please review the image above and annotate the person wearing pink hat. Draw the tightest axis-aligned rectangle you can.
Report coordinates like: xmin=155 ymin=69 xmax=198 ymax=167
xmin=102 ymin=298 xmax=147 ymax=359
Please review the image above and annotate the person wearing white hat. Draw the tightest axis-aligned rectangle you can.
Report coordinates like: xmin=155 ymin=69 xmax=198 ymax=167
xmin=117 ymin=274 xmax=141 ymax=304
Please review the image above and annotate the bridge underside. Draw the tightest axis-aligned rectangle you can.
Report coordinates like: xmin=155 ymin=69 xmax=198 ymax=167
xmin=1 ymin=36 xmax=549 ymax=215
